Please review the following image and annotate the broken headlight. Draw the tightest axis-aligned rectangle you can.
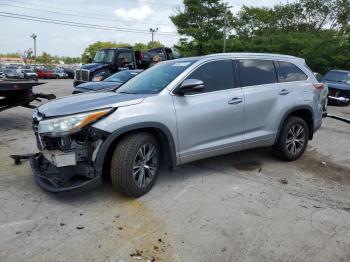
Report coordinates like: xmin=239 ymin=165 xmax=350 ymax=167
xmin=38 ymin=108 xmax=112 ymax=135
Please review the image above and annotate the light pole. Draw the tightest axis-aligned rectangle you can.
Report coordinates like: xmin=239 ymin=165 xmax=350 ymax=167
xmin=223 ymin=10 xmax=227 ymax=53
xmin=149 ymin=28 xmax=158 ymax=47
xmin=223 ymin=5 xmax=232 ymax=53
xmin=30 ymin=33 xmax=37 ymax=65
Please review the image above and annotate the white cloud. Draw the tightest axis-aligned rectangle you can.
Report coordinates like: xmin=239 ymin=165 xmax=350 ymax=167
xmin=114 ymin=4 xmax=154 ymax=20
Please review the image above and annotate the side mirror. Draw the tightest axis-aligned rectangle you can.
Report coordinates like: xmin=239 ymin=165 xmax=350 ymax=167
xmin=174 ymin=79 xmax=204 ymax=95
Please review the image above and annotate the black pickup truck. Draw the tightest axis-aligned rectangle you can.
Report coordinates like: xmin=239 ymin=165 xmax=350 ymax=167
xmin=74 ymin=47 xmax=180 ymax=86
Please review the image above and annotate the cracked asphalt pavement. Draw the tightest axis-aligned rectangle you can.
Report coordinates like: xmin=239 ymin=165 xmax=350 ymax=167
xmin=0 ymin=79 xmax=349 ymax=261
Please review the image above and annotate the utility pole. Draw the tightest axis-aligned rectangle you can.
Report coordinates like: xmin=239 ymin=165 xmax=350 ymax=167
xmin=149 ymin=28 xmax=158 ymax=47
xmin=223 ymin=4 xmax=232 ymax=53
xmin=30 ymin=33 xmax=37 ymax=66
xmin=223 ymin=8 xmax=228 ymax=53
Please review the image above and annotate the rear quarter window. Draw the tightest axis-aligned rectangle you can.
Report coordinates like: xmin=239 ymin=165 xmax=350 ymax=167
xmin=278 ymin=61 xmax=308 ymax=82
xmin=238 ymin=59 xmax=277 ymax=87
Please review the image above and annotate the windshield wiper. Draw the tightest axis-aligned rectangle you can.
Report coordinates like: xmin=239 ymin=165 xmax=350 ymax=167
xmin=117 ymin=91 xmax=138 ymax=94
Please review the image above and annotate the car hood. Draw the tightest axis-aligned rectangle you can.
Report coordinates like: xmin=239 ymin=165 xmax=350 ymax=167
xmin=81 ymin=63 xmax=108 ymax=71
xmin=77 ymin=81 xmax=122 ymax=91
xmin=38 ymin=92 xmax=149 ymax=117
xmin=324 ymin=80 xmax=350 ymax=91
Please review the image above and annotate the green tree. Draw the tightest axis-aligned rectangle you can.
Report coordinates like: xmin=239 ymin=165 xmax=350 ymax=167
xmin=20 ymin=49 xmax=33 ymax=65
xmin=147 ymin=40 xmax=164 ymax=49
xmin=134 ymin=42 xmax=148 ymax=51
xmin=170 ymin=0 xmax=233 ymax=55
xmin=36 ymin=52 xmax=55 ymax=66
xmin=0 ymin=53 xmax=21 ymax=58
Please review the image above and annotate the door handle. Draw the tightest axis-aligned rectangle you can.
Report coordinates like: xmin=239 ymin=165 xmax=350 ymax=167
xmin=228 ymin=97 xmax=243 ymax=105
xmin=279 ymin=89 xmax=290 ymax=96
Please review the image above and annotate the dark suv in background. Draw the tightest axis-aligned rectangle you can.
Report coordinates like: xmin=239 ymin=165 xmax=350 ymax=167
xmin=74 ymin=47 xmax=180 ymax=86
xmin=323 ymin=69 xmax=350 ymax=105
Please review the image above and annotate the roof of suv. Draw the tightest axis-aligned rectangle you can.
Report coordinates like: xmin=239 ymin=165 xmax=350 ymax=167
xmin=170 ymin=52 xmax=305 ymax=64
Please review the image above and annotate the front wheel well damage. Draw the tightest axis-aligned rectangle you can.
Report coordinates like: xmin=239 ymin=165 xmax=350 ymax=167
xmin=100 ymin=127 xmax=175 ymax=181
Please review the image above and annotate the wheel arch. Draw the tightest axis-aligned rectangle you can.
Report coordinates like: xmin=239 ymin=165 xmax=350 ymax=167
xmin=275 ymin=106 xmax=315 ymax=144
xmin=94 ymin=122 xmax=177 ymax=179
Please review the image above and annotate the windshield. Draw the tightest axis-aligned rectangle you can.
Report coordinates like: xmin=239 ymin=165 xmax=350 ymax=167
xmin=104 ymin=70 xmax=139 ymax=83
xmin=4 ymin=69 xmax=15 ymax=73
xmin=324 ymin=71 xmax=350 ymax=84
xmin=116 ymin=60 xmax=195 ymax=94
xmin=23 ymin=69 xmax=33 ymax=73
xmin=94 ymin=49 xmax=115 ymax=63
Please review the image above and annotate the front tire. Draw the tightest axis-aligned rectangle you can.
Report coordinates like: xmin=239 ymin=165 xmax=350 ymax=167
xmin=275 ymin=116 xmax=309 ymax=161
xmin=110 ymin=132 xmax=160 ymax=197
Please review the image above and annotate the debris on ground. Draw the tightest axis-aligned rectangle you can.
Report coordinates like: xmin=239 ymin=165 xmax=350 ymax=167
xmin=129 ymin=249 xmax=143 ymax=260
xmin=233 ymin=161 xmax=262 ymax=171
xmin=279 ymin=178 xmax=288 ymax=184
xmin=76 ymin=226 xmax=85 ymax=230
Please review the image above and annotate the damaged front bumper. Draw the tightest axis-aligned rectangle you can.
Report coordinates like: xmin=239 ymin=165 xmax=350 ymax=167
xmin=328 ymin=88 xmax=350 ymax=105
xmin=328 ymin=95 xmax=350 ymax=104
xmin=30 ymin=124 xmax=109 ymax=193
xmin=29 ymin=154 xmax=102 ymax=193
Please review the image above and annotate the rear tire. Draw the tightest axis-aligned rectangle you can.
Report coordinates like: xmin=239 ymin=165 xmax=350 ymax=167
xmin=110 ymin=132 xmax=160 ymax=197
xmin=274 ymin=116 xmax=309 ymax=161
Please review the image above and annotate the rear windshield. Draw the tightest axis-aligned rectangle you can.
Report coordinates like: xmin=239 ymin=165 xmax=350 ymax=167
xmin=116 ymin=60 xmax=195 ymax=94
xmin=324 ymin=71 xmax=350 ymax=84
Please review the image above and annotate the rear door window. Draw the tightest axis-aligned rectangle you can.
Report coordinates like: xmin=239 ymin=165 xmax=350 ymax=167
xmin=278 ymin=61 xmax=308 ymax=82
xmin=238 ymin=59 xmax=277 ymax=87
xmin=186 ymin=59 xmax=235 ymax=93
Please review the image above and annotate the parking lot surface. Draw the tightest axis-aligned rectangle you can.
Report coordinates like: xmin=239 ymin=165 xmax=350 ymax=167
xmin=0 ymin=79 xmax=349 ymax=262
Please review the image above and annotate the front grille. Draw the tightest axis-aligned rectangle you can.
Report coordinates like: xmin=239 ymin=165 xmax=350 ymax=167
xmin=82 ymin=70 xmax=89 ymax=81
xmin=328 ymin=88 xmax=338 ymax=97
xmin=75 ymin=69 xmax=89 ymax=82
xmin=75 ymin=69 xmax=82 ymax=81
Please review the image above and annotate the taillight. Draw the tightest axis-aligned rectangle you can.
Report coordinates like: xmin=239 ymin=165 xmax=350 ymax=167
xmin=313 ymin=83 xmax=324 ymax=90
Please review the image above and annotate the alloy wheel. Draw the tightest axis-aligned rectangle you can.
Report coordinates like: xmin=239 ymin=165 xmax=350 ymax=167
xmin=132 ymin=143 xmax=158 ymax=188
xmin=285 ymin=124 xmax=305 ymax=155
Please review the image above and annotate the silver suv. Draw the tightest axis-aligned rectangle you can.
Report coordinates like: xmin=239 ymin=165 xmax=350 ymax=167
xmin=31 ymin=53 xmax=325 ymax=197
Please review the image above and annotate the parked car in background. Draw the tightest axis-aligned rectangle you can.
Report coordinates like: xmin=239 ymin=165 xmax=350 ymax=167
xmin=0 ymin=70 xmax=5 ymax=79
xmin=36 ymin=69 xmax=56 ymax=79
xmin=54 ymin=69 xmax=68 ymax=79
xmin=73 ymin=69 xmax=142 ymax=94
xmin=22 ymin=69 xmax=38 ymax=80
xmin=63 ymin=68 xmax=75 ymax=79
xmin=31 ymin=53 xmax=325 ymax=197
xmin=4 ymin=68 xmax=24 ymax=79
xmin=323 ymin=69 xmax=350 ymax=105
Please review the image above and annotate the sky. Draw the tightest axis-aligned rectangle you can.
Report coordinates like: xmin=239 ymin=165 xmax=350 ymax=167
xmin=0 ymin=0 xmax=291 ymax=57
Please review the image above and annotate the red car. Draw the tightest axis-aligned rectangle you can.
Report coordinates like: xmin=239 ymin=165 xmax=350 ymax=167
xmin=36 ymin=69 xmax=56 ymax=79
